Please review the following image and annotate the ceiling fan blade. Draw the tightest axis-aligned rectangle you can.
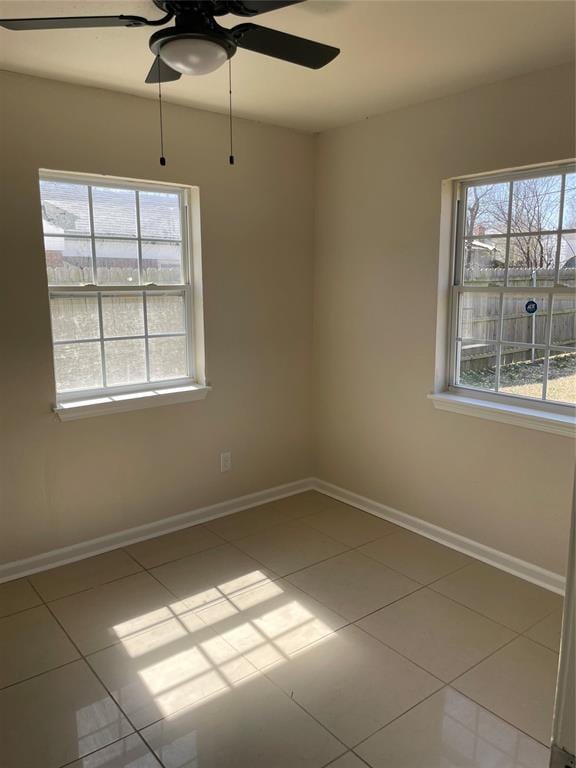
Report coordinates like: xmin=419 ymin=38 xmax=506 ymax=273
xmin=0 ymin=15 xmax=151 ymax=31
xmin=227 ymin=1 xmax=305 ymax=16
xmin=232 ymin=23 xmax=339 ymax=69
xmin=145 ymin=58 xmax=182 ymax=84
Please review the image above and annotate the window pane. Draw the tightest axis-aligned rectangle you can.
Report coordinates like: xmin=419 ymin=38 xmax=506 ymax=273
xmin=465 ymin=182 xmax=509 ymax=237
xmin=139 ymin=191 xmax=181 ymax=240
xmin=142 ymin=241 xmax=182 ymax=284
xmin=149 ymin=336 xmax=187 ymax=381
xmin=462 ymin=238 xmax=505 ymax=285
xmin=511 ymin=175 xmax=562 ymax=233
xmin=92 ymin=186 xmax=137 ymax=237
xmin=102 ymin=295 xmax=144 ymax=338
xmin=146 ymin=294 xmax=186 ymax=335
xmin=40 ymin=180 xmax=91 ymax=235
xmin=547 ymin=351 xmax=576 ymax=404
xmin=458 ymin=342 xmax=497 ymax=391
xmin=551 ymin=295 xmax=576 ymax=348
xmin=501 ymin=294 xmax=548 ymax=346
xmin=54 ymin=342 xmax=102 ymax=392
xmin=458 ymin=293 xmax=500 ymax=341
xmin=95 ymin=239 xmax=139 ymax=284
xmin=558 ymin=233 xmax=576 ymax=287
xmin=104 ymin=339 xmax=146 ymax=386
xmin=507 ymin=235 xmax=557 ymax=286
xmin=45 ymin=237 xmax=93 ymax=285
xmin=562 ymin=172 xmax=575 ymax=230
xmin=50 ymin=296 xmax=100 ymax=342
xmin=499 ymin=346 xmax=544 ymax=399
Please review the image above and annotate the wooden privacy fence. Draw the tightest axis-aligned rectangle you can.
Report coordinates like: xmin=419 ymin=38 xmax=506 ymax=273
xmin=461 ymin=267 xmax=575 ymax=370
xmin=46 ymin=264 xmax=181 ymax=285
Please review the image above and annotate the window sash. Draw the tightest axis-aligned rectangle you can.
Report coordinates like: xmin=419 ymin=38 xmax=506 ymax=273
xmin=40 ymin=171 xmax=199 ymax=402
xmin=49 ymin=286 xmax=195 ymax=399
xmin=448 ymin=163 xmax=575 ymax=411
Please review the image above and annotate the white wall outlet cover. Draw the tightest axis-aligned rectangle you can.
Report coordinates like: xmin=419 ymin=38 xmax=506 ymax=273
xmin=220 ymin=452 xmax=232 ymax=472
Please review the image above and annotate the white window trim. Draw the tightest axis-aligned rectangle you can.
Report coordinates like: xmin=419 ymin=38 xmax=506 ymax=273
xmin=40 ymin=169 xmax=208 ymax=420
xmin=432 ymin=160 xmax=576 ymax=438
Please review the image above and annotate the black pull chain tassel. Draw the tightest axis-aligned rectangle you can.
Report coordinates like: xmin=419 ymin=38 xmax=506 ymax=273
xmin=157 ymin=56 xmax=166 ymax=167
xmin=228 ymin=59 xmax=235 ymax=166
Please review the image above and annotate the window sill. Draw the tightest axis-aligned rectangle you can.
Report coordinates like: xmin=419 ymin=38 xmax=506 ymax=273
xmin=428 ymin=392 xmax=575 ymax=438
xmin=54 ymin=384 xmax=211 ymax=421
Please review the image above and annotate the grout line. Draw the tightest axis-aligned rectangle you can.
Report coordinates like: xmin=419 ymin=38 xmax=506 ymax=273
xmin=120 ymin=525 xmax=228 ymax=570
xmin=141 ymin=562 xmax=354 ymax=751
xmin=10 ymin=498 xmax=561 ymax=764
xmin=350 ymin=683 xmax=449 ymax=752
xmin=57 ymin=732 xmax=162 ymax=768
xmin=443 ymin=685 xmax=555 ymax=749
xmin=25 ymin=579 xmax=170 ymax=768
xmin=0 ymin=657 xmax=81 ymax=693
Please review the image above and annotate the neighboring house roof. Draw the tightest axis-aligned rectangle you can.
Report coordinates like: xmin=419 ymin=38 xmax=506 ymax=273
xmin=40 ymin=180 xmax=181 ymax=241
xmin=466 ymin=239 xmax=499 ymax=252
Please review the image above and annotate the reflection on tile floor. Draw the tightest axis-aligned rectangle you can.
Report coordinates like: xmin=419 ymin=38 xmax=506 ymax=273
xmin=0 ymin=492 xmax=560 ymax=767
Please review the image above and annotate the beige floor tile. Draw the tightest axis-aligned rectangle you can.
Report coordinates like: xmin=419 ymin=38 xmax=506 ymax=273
xmin=327 ymin=754 xmax=367 ymax=768
xmin=358 ymin=589 xmax=515 ymax=682
xmin=359 ymin=530 xmax=472 ymax=584
xmin=50 ymin=571 xmax=177 ymax=655
xmin=151 ymin=544 xmax=277 ymax=612
xmin=0 ymin=605 xmax=79 ymax=688
xmin=266 ymin=624 xmax=442 ymax=747
xmin=0 ymin=577 xmax=41 ymax=618
xmin=356 ymin=687 xmax=550 ymax=768
xmin=234 ymin=521 xmax=348 ymax=576
xmin=66 ymin=734 xmax=162 ymax=768
xmin=431 ymin=563 xmax=561 ymax=632
xmin=453 ymin=637 xmax=559 ymax=745
xmin=196 ymin=577 xmax=347 ymax=671
xmin=205 ymin=505 xmax=286 ymax=541
xmin=141 ymin=673 xmax=344 ymax=768
xmin=525 ymin=611 xmax=563 ymax=652
xmin=205 ymin=491 xmax=326 ymax=541
xmin=287 ymin=550 xmax=419 ymax=621
xmin=302 ymin=503 xmax=399 ymax=547
xmin=30 ymin=549 xmax=142 ymax=601
xmin=126 ymin=525 xmax=223 ymax=569
xmin=270 ymin=491 xmax=338 ymax=519
xmin=89 ymin=606 xmax=256 ymax=729
xmin=0 ymin=659 xmax=133 ymax=768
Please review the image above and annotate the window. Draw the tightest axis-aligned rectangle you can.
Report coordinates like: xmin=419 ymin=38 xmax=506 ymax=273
xmin=449 ymin=164 xmax=575 ymax=412
xmin=40 ymin=171 xmax=206 ymax=417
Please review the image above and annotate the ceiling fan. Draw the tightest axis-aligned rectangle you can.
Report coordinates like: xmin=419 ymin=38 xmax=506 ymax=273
xmin=0 ymin=1 xmax=340 ymax=82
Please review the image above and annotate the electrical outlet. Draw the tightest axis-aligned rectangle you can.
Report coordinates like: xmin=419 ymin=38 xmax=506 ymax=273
xmin=220 ymin=451 xmax=232 ymax=473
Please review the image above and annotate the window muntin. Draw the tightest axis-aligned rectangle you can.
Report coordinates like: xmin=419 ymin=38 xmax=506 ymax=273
xmin=40 ymin=172 xmax=197 ymax=401
xmin=451 ymin=165 xmax=576 ymax=407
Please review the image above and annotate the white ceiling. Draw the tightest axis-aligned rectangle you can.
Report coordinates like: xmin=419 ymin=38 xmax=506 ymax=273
xmin=0 ymin=0 xmax=574 ymax=132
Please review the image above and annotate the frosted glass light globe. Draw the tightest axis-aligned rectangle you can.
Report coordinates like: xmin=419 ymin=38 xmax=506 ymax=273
xmin=160 ymin=38 xmax=229 ymax=76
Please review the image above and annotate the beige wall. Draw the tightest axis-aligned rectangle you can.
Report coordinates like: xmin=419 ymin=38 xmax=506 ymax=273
xmin=1 ymin=64 xmax=574 ymax=574
xmin=314 ymin=63 xmax=576 ymax=575
xmin=0 ymin=72 xmax=316 ymax=562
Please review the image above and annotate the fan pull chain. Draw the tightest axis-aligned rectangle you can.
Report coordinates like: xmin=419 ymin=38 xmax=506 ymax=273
xmin=157 ymin=56 xmax=167 ymax=167
xmin=228 ymin=59 xmax=235 ymax=166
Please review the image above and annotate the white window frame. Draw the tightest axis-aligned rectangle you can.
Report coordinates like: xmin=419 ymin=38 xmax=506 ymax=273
xmin=430 ymin=161 xmax=576 ymax=438
xmin=40 ymin=170 xmax=208 ymax=420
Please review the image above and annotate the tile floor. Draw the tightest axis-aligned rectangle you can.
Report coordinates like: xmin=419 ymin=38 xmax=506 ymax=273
xmin=0 ymin=491 xmax=563 ymax=768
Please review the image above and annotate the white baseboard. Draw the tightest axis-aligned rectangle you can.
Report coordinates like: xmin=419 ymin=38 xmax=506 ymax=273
xmin=0 ymin=478 xmax=315 ymax=584
xmin=312 ymin=479 xmax=566 ymax=595
xmin=1 ymin=475 xmax=565 ymax=595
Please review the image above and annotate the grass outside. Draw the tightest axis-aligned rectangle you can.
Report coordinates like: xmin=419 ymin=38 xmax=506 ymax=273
xmin=461 ymin=352 xmax=576 ymax=404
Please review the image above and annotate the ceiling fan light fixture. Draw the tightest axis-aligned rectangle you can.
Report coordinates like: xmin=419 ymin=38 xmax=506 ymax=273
xmin=159 ymin=36 xmax=230 ymax=75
